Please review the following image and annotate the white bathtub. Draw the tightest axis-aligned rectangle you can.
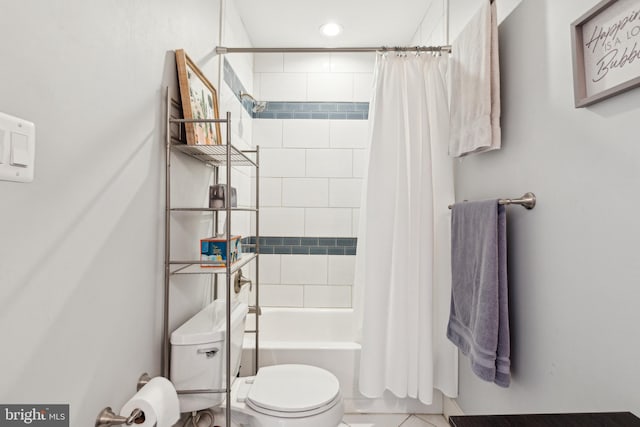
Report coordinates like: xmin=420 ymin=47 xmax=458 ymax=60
xmin=240 ymin=307 xmax=441 ymax=414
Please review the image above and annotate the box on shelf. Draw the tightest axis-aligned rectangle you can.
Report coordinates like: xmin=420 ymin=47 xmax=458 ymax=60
xmin=200 ymin=235 xmax=242 ymax=267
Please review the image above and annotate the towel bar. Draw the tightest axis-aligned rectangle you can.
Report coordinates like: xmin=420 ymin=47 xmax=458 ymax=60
xmin=448 ymin=192 xmax=536 ymax=210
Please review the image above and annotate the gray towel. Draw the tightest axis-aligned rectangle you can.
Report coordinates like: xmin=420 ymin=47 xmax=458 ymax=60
xmin=447 ymin=199 xmax=510 ymax=387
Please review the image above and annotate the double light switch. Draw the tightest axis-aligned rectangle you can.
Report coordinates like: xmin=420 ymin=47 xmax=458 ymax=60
xmin=0 ymin=112 xmax=35 ymax=183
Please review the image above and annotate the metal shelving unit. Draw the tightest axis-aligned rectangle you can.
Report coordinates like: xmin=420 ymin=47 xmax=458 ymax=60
xmin=162 ymin=88 xmax=260 ymax=427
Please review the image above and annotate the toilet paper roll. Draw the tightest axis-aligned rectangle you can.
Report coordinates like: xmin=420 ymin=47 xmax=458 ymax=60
xmin=120 ymin=376 xmax=180 ymax=427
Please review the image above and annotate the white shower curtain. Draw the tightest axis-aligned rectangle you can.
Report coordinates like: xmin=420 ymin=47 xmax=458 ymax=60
xmin=354 ymin=53 xmax=458 ymax=404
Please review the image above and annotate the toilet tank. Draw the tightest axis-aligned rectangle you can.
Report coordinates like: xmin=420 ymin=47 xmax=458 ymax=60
xmin=170 ymin=299 xmax=248 ymax=413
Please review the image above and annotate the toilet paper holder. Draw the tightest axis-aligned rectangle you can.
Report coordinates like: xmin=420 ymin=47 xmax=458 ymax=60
xmin=95 ymin=373 xmax=151 ymax=427
xmin=95 ymin=407 xmax=144 ymax=427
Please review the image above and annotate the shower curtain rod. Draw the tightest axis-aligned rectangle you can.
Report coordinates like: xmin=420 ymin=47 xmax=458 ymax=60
xmin=215 ymin=45 xmax=451 ymax=54
xmin=217 ymin=1 xmax=496 ymax=55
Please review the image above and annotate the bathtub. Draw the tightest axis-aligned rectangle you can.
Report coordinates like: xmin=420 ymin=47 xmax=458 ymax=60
xmin=240 ymin=307 xmax=442 ymax=414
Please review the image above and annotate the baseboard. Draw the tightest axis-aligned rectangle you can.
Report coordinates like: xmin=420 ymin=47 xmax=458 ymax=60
xmin=443 ymin=396 xmax=464 ymax=420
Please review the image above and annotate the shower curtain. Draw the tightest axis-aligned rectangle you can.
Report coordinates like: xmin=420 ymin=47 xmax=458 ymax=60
xmin=354 ymin=53 xmax=458 ymax=404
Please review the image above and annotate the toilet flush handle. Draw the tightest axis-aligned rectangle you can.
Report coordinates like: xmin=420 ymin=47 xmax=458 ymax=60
xmin=197 ymin=347 xmax=219 ymax=358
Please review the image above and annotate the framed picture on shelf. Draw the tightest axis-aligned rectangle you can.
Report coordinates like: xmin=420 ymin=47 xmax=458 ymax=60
xmin=175 ymin=49 xmax=222 ymax=145
xmin=571 ymin=0 xmax=640 ymax=107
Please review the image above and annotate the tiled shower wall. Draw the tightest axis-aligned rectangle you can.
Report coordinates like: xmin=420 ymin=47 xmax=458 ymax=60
xmin=250 ymin=52 xmax=375 ymax=308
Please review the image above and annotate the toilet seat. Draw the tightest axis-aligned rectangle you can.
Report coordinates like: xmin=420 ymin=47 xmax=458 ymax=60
xmin=247 ymin=391 xmax=342 ymax=419
xmin=243 ymin=365 xmax=341 ymax=418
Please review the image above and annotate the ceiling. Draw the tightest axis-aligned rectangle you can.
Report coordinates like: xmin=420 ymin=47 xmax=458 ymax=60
xmin=233 ymin=0 xmax=432 ymax=47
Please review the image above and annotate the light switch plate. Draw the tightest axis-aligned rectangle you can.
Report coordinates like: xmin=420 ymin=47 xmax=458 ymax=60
xmin=0 ymin=112 xmax=35 ymax=183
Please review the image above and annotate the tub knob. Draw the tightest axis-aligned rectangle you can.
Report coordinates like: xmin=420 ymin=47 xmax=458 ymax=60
xmin=234 ymin=269 xmax=252 ymax=294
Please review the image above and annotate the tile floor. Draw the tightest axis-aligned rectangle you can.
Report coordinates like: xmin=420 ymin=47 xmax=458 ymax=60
xmin=210 ymin=413 xmax=449 ymax=427
xmin=341 ymin=413 xmax=450 ymax=427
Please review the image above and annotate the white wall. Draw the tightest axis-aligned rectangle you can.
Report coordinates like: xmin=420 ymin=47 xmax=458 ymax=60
xmin=0 ymin=1 xmax=252 ymax=425
xmin=411 ymin=0 xmax=448 ymax=46
xmin=249 ymin=53 xmax=374 ymax=308
xmin=416 ymin=0 xmax=640 ymax=416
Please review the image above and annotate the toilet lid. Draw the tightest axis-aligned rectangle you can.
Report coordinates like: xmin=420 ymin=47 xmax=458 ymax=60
xmin=246 ymin=364 xmax=340 ymax=413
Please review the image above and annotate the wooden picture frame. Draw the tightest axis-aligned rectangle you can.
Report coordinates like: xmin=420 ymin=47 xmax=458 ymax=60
xmin=571 ymin=0 xmax=640 ymax=108
xmin=175 ymin=49 xmax=222 ymax=145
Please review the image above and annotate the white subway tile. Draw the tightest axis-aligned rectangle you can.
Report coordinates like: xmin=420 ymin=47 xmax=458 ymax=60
xmin=261 ymin=148 xmax=306 ymax=177
xmin=261 ymin=208 xmax=305 ymax=236
xmin=330 ymin=53 xmax=376 ymax=73
xmin=231 ymin=168 xmax=251 ymax=206
xmin=233 ymin=211 xmax=252 ymax=237
xmin=330 ymin=120 xmax=369 ymax=149
xmin=257 ymin=177 xmax=282 ymax=207
xmin=281 ymin=255 xmax=328 ymax=285
xmin=236 ymin=185 xmax=253 ymax=210
xmin=305 ymin=208 xmax=352 ymax=237
xmin=352 ymin=209 xmax=360 ymax=237
xmin=328 ymin=256 xmax=356 ymax=285
xmin=306 ymin=149 xmax=352 ymax=178
xmin=239 ymin=109 xmax=253 ymax=148
xmin=353 ymin=73 xmax=374 ymax=102
xmin=220 ymin=85 xmax=237 ymax=111
xmin=307 ymin=73 xmax=353 ymax=102
xmin=283 ymin=120 xmax=330 ymax=148
xmin=304 ymin=285 xmax=351 ymax=308
xmin=284 ymin=53 xmax=331 ymax=72
xmin=282 ymin=178 xmax=329 ymax=207
xmin=254 ymin=53 xmax=284 ymax=72
xmin=329 ymin=178 xmax=362 ymax=208
xmin=260 ymin=73 xmax=307 ymax=101
xmin=260 ymin=285 xmax=304 ymax=307
xmin=352 ymin=149 xmax=368 ymax=178
xmin=253 ymin=72 xmax=262 ymax=98
xmin=253 ymin=119 xmax=283 ymax=148
xmin=250 ymin=254 xmax=281 ymax=284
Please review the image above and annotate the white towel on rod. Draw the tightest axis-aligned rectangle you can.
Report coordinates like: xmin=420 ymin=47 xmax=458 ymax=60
xmin=449 ymin=0 xmax=501 ymax=157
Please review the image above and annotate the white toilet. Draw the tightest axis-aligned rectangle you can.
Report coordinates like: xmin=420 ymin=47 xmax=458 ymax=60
xmin=170 ymin=300 xmax=344 ymax=427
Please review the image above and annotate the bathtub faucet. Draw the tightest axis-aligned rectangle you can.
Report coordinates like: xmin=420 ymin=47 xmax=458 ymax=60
xmin=234 ymin=269 xmax=252 ymax=294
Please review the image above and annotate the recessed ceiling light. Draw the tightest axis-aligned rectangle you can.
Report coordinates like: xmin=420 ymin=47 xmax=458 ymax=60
xmin=320 ymin=22 xmax=342 ymax=37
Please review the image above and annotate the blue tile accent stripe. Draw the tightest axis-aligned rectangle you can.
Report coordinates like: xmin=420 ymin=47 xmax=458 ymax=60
xmin=254 ymin=102 xmax=369 ymax=120
xmin=241 ymin=236 xmax=357 ymax=255
xmin=223 ymin=59 xmax=370 ymax=120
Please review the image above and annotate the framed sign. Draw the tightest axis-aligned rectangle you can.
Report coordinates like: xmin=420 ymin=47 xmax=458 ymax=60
xmin=175 ymin=49 xmax=222 ymax=145
xmin=571 ymin=0 xmax=640 ymax=108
